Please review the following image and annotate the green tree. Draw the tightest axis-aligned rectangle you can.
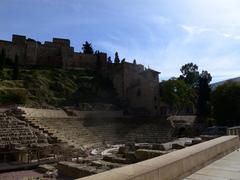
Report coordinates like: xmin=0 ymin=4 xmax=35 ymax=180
xmin=160 ymin=78 xmax=197 ymax=114
xmin=121 ymin=58 xmax=125 ymax=63
xmin=197 ymin=71 xmax=212 ymax=118
xmin=12 ymin=54 xmax=19 ymax=80
xmin=179 ymin=63 xmax=199 ymax=87
xmin=82 ymin=41 xmax=93 ymax=54
xmin=211 ymin=82 xmax=240 ymax=126
xmin=200 ymin=70 xmax=212 ymax=84
xmin=179 ymin=63 xmax=213 ymax=118
xmin=133 ymin=59 xmax=137 ymax=65
xmin=114 ymin=52 xmax=120 ymax=64
xmin=107 ymin=57 xmax=112 ymax=64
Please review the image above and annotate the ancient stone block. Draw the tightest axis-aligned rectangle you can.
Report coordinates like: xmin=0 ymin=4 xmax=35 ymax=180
xmin=37 ymin=164 xmax=56 ymax=173
xmin=118 ymin=146 xmax=129 ymax=154
xmin=184 ymin=141 xmax=192 ymax=146
xmin=172 ymin=143 xmax=185 ymax=149
xmin=91 ymin=161 xmax=103 ymax=167
xmin=152 ymin=144 xmax=165 ymax=150
xmin=124 ymin=151 xmax=137 ymax=163
xmin=125 ymin=142 xmax=136 ymax=151
xmin=135 ymin=143 xmax=152 ymax=150
xmin=192 ymin=137 xmax=202 ymax=145
xmin=103 ymin=155 xmax=130 ymax=164
xmin=57 ymin=161 xmax=97 ymax=178
xmin=135 ymin=149 xmax=165 ymax=161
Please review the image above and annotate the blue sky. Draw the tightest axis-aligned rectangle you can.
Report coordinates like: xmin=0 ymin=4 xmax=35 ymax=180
xmin=1 ymin=0 xmax=240 ymax=82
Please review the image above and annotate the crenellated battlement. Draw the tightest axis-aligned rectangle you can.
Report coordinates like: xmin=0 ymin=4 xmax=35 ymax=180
xmin=0 ymin=34 xmax=107 ymax=69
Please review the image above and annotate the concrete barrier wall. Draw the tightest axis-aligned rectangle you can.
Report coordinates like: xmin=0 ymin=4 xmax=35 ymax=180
xmin=78 ymin=136 xmax=239 ymax=180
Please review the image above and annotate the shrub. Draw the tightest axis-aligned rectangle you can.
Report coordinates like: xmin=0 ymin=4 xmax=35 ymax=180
xmin=0 ymin=88 xmax=28 ymax=104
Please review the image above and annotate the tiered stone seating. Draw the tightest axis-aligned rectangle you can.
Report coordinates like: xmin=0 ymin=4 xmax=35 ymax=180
xmin=26 ymin=118 xmax=99 ymax=149
xmin=87 ymin=121 xmax=172 ymax=144
xmin=11 ymin=107 xmax=173 ymax=149
xmin=125 ymin=122 xmax=172 ymax=143
xmin=22 ymin=117 xmax=173 ymax=148
xmin=0 ymin=114 xmax=49 ymax=148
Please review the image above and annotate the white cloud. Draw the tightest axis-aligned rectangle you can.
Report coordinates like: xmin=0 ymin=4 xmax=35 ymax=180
xmin=181 ymin=24 xmax=240 ymax=42
xmin=181 ymin=25 xmax=213 ymax=35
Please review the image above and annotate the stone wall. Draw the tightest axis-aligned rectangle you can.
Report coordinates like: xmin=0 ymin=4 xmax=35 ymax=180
xmin=111 ymin=63 xmax=160 ymax=116
xmin=26 ymin=39 xmax=38 ymax=65
xmin=18 ymin=107 xmax=69 ymax=118
xmin=37 ymin=44 xmax=62 ymax=66
xmin=71 ymin=54 xmax=97 ymax=69
xmin=0 ymin=40 xmax=15 ymax=61
xmin=0 ymin=34 xmax=107 ymax=69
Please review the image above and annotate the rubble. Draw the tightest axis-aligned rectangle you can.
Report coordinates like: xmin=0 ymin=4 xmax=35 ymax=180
xmin=103 ymin=155 xmax=130 ymax=164
xmin=152 ymin=144 xmax=166 ymax=151
xmin=172 ymin=143 xmax=185 ymax=149
xmin=135 ymin=149 xmax=167 ymax=161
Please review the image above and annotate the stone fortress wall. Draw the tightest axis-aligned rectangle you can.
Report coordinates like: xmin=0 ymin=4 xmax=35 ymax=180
xmin=0 ymin=34 xmax=107 ymax=69
xmin=0 ymin=35 xmax=161 ymax=116
xmin=111 ymin=62 xmax=161 ymax=116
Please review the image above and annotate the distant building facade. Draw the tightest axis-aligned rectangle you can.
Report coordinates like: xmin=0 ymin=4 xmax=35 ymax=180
xmin=111 ymin=62 xmax=161 ymax=116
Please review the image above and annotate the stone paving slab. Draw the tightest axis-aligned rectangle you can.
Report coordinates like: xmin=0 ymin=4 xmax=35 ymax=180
xmin=184 ymin=149 xmax=240 ymax=180
xmin=0 ymin=170 xmax=45 ymax=180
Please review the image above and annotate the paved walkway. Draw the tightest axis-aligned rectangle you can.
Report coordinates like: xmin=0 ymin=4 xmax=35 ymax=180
xmin=184 ymin=149 xmax=240 ymax=180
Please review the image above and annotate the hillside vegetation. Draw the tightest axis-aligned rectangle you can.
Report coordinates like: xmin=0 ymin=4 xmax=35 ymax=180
xmin=0 ymin=68 xmax=119 ymax=108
